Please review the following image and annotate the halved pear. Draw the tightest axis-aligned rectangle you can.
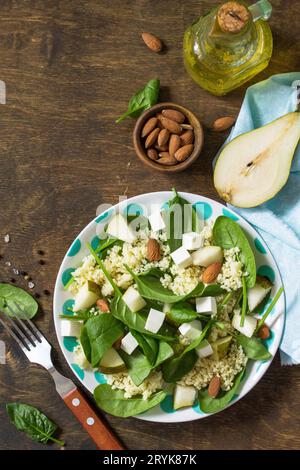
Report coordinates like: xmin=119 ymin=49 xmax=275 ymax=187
xmin=214 ymin=112 xmax=300 ymax=208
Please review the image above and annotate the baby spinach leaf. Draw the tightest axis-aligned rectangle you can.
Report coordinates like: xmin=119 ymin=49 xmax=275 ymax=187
xmin=153 ymin=341 xmax=174 ymax=367
xmin=138 ymin=267 xmax=165 ymax=278
xmin=127 ymin=268 xmax=182 ymax=304
xmin=94 ymin=384 xmax=166 ymax=418
xmin=236 ymin=334 xmax=272 ymax=361
xmin=213 ymin=216 xmax=256 ymax=288
xmin=162 ymin=349 xmax=198 ymax=383
xmin=116 ymin=79 xmax=160 ymax=123
xmin=169 ymin=302 xmax=198 ymax=325
xmin=120 ymin=350 xmax=152 ymax=386
xmin=184 ymin=282 xmax=224 ymax=299
xmin=80 ymin=314 xmax=124 ymax=367
xmin=6 ymin=403 xmax=64 ymax=446
xmin=131 ymin=331 xmax=158 ymax=365
xmin=198 ymin=368 xmax=245 ymax=414
xmin=0 ymin=284 xmax=38 ymax=319
xmin=95 ymin=237 xmax=123 ymax=259
xmin=255 ymin=286 xmax=283 ymax=332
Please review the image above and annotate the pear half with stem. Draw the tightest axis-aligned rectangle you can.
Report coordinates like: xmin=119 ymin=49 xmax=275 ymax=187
xmin=214 ymin=112 xmax=300 ymax=208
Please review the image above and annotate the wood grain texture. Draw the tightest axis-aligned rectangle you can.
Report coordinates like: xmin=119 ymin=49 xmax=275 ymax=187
xmin=0 ymin=0 xmax=300 ymax=450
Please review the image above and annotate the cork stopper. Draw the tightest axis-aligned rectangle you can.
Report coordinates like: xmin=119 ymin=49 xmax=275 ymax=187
xmin=217 ymin=1 xmax=250 ymax=34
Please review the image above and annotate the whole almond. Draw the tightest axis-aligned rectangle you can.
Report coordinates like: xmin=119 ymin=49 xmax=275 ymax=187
xmin=145 ymin=127 xmax=160 ymax=148
xmin=212 ymin=116 xmax=236 ymax=132
xmin=141 ymin=32 xmax=162 ymax=52
xmin=147 ymin=238 xmax=161 ymax=261
xmin=174 ymin=144 xmax=194 ymax=162
xmin=257 ymin=324 xmax=270 ymax=340
xmin=158 ymin=128 xmax=170 ymax=147
xmin=96 ymin=298 xmax=110 ymax=313
xmin=208 ymin=376 xmax=221 ymax=398
xmin=202 ymin=262 xmax=222 ymax=284
xmin=155 ymin=143 xmax=169 ymax=152
xmin=157 ymin=155 xmax=177 ymax=166
xmin=162 ymin=109 xmax=185 ymax=124
xmin=142 ymin=117 xmax=158 ymax=138
xmin=169 ymin=134 xmax=181 ymax=157
xmin=160 ymin=117 xmax=182 ymax=135
xmin=181 ymin=130 xmax=194 ymax=146
xmin=147 ymin=148 xmax=158 ymax=161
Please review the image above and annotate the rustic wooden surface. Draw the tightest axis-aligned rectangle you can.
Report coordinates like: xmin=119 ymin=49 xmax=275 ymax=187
xmin=0 ymin=0 xmax=300 ymax=451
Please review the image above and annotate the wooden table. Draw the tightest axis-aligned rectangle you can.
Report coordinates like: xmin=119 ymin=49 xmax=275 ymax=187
xmin=0 ymin=0 xmax=299 ymax=451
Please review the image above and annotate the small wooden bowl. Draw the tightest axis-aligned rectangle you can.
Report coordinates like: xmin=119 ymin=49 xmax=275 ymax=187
xmin=133 ymin=102 xmax=204 ymax=173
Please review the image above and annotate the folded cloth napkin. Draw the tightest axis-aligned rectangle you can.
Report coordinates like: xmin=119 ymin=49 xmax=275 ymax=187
xmin=216 ymin=72 xmax=300 ymax=365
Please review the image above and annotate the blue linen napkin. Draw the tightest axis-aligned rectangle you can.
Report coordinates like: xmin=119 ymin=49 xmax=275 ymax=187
xmin=217 ymin=72 xmax=300 ymax=365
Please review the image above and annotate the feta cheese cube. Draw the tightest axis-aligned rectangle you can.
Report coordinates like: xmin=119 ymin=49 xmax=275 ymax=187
xmin=178 ymin=320 xmax=202 ymax=342
xmin=122 ymin=286 xmax=146 ymax=312
xmin=196 ymin=296 xmax=217 ymax=315
xmin=232 ymin=313 xmax=257 ymax=338
xmin=182 ymin=232 xmax=203 ymax=251
xmin=170 ymin=246 xmax=192 ymax=269
xmin=120 ymin=332 xmax=139 ymax=355
xmin=148 ymin=211 xmax=166 ymax=232
xmin=196 ymin=339 xmax=213 ymax=358
xmin=192 ymin=246 xmax=223 ymax=267
xmin=61 ymin=319 xmax=83 ymax=337
xmin=145 ymin=308 xmax=165 ymax=333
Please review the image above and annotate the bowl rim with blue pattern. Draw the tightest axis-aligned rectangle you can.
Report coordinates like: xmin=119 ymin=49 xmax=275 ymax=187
xmin=53 ymin=191 xmax=285 ymax=423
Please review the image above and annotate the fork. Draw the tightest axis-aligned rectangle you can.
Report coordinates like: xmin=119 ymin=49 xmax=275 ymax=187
xmin=0 ymin=302 xmax=124 ymax=450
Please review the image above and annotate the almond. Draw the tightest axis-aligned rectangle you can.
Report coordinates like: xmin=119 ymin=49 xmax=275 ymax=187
xmin=145 ymin=127 xmax=160 ymax=148
xmin=212 ymin=116 xmax=236 ymax=132
xmin=147 ymin=238 xmax=161 ymax=261
xmin=257 ymin=324 xmax=270 ymax=340
xmin=181 ymin=130 xmax=194 ymax=145
xmin=208 ymin=376 xmax=221 ymax=398
xmin=162 ymin=109 xmax=185 ymax=124
xmin=141 ymin=32 xmax=163 ymax=52
xmin=168 ymin=134 xmax=181 ymax=157
xmin=141 ymin=117 xmax=158 ymax=138
xmin=160 ymin=117 xmax=182 ymax=135
xmin=157 ymin=128 xmax=170 ymax=147
xmin=155 ymin=143 xmax=169 ymax=152
xmin=147 ymin=148 xmax=158 ymax=161
xmin=157 ymin=155 xmax=177 ymax=166
xmin=181 ymin=123 xmax=193 ymax=130
xmin=202 ymin=262 xmax=222 ymax=284
xmin=96 ymin=298 xmax=110 ymax=313
xmin=174 ymin=144 xmax=194 ymax=162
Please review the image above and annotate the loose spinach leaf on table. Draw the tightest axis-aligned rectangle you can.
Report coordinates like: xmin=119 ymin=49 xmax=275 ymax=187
xmin=236 ymin=334 xmax=272 ymax=361
xmin=116 ymin=79 xmax=160 ymax=123
xmin=198 ymin=368 xmax=245 ymax=414
xmin=94 ymin=384 xmax=166 ymax=418
xmin=0 ymin=284 xmax=38 ymax=319
xmin=6 ymin=403 xmax=64 ymax=446
xmin=213 ymin=216 xmax=256 ymax=288
xmin=80 ymin=314 xmax=124 ymax=367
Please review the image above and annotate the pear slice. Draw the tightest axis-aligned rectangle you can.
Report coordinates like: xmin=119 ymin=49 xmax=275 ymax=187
xmin=247 ymin=275 xmax=272 ymax=312
xmin=214 ymin=112 xmax=300 ymax=208
xmin=98 ymin=347 xmax=126 ymax=374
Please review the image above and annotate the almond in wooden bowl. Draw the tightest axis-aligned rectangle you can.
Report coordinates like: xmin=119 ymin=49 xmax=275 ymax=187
xmin=133 ymin=102 xmax=204 ymax=173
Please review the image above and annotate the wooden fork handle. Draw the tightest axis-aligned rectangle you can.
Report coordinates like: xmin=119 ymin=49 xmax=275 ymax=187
xmin=63 ymin=387 xmax=124 ymax=450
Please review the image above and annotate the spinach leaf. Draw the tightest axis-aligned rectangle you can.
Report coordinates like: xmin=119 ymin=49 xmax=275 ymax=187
xmin=0 ymin=284 xmax=38 ymax=319
xmin=116 ymin=79 xmax=160 ymax=123
xmin=255 ymin=286 xmax=283 ymax=332
xmin=162 ymin=350 xmax=197 ymax=383
xmin=131 ymin=331 xmax=158 ymax=364
xmin=6 ymin=403 xmax=64 ymax=446
xmin=198 ymin=369 xmax=245 ymax=414
xmin=138 ymin=267 xmax=165 ymax=278
xmin=94 ymin=384 xmax=166 ymax=418
xmin=168 ymin=301 xmax=198 ymax=325
xmin=120 ymin=350 xmax=152 ymax=386
xmin=95 ymin=237 xmax=123 ymax=258
xmin=80 ymin=314 xmax=124 ymax=367
xmin=153 ymin=341 xmax=174 ymax=367
xmin=236 ymin=334 xmax=272 ymax=361
xmin=213 ymin=216 xmax=256 ymax=288
xmin=184 ymin=282 xmax=224 ymax=300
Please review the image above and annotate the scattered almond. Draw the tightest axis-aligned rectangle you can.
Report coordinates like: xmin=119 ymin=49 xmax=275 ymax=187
xmin=96 ymin=299 xmax=110 ymax=313
xmin=147 ymin=148 xmax=158 ymax=161
xmin=181 ymin=130 xmax=194 ymax=145
xmin=162 ymin=109 xmax=185 ymax=124
xmin=145 ymin=127 xmax=160 ymax=148
xmin=147 ymin=238 xmax=161 ymax=261
xmin=208 ymin=376 xmax=221 ymax=398
xmin=160 ymin=117 xmax=182 ymax=135
xmin=157 ymin=155 xmax=177 ymax=166
xmin=202 ymin=262 xmax=222 ymax=284
xmin=257 ymin=324 xmax=270 ymax=340
xmin=212 ymin=116 xmax=236 ymax=132
xmin=158 ymin=128 xmax=170 ymax=147
xmin=141 ymin=32 xmax=163 ymax=52
xmin=169 ymin=134 xmax=181 ymax=157
xmin=174 ymin=144 xmax=194 ymax=162
xmin=141 ymin=117 xmax=158 ymax=138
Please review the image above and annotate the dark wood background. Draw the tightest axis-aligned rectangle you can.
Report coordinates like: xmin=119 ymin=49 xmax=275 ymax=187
xmin=0 ymin=0 xmax=299 ymax=450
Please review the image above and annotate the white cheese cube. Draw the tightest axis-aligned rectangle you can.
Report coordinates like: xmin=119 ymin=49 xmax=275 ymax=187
xmin=196 ymin=296 xmax=217 ymax=315
xmin=170 ymin=246 xmax=193 ymax=269
xmin=148 ymin=211 xmax=166 ymax=232
xmin=173 ymin=385 xmax=197 ymax=410
xmin=179 ymin=320 xmax=202 ymax=342
xmin=61 ymin=319 xmax=83 ymax=337
xmin=182 ymin=232 xmax=203 ymax=251
xmin=192 ymin=246 xmax=223 ymax=267
xmin=145 ymin=308 xmax=165 ymax=333
xmin=122 ymin=286 xmax=146 ymax=312
xmin=232 ymin=312 xmax=257 ymax=338
xmin=120 ymin=332 xmax=139 ymax=355
xmin=106 ymin=213 xmax=137 ymax=243
xmin=196 ymin=339 xmax=213 ymax=358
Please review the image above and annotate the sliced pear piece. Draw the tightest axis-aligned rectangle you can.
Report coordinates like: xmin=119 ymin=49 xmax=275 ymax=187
xmin=173 ymin=384 xmax=197 ymax=410
xmin=214 ymin=112 xmax=300 ymax=208
xmin=211 ymin=336 xmax=232 ymax=361
xmin=232 ymin=313 xmax=257 ymax=338
xmin=247 ymin=275 xmax=272 ymax=312
xmin=106 ymin=213 xmax=137 ymax=243
xmin=98 ymin=347 xmax=126 ymax=374
xmin=73 ymin=280 xmax=101 ymax=312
